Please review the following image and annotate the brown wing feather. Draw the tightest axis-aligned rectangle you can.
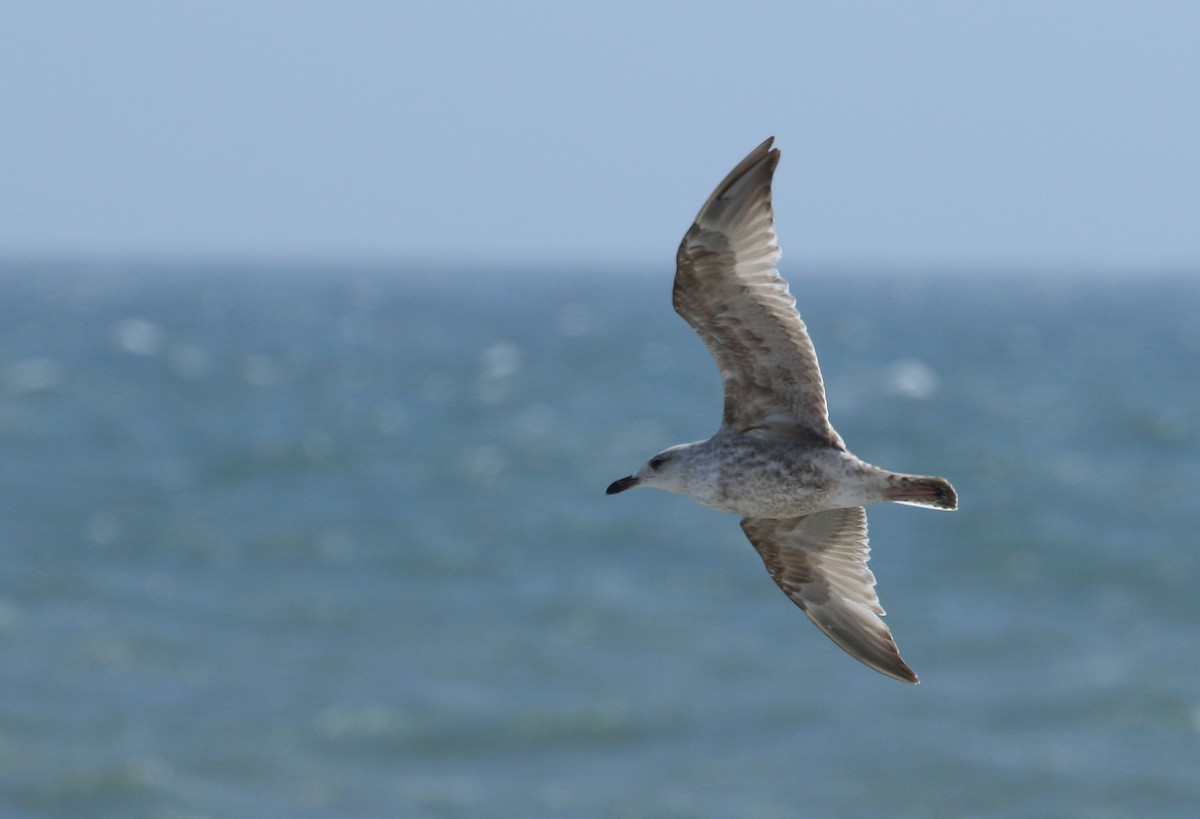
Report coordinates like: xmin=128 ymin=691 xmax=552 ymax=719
xmin=673 ymin=138 xmax=842 ymax=447
xmin=741 ymin=508 xmax=919 ymax=683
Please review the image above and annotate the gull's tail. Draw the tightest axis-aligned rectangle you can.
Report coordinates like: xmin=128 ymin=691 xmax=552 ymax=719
xmin=886 ymin=474 xmax=958 ymax=510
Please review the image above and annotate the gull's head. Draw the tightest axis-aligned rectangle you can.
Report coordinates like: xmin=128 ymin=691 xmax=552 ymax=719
xmin=606 ymin=444 xmax=690 ymax=496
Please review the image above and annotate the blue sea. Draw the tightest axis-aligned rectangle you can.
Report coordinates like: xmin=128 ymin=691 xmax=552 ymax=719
xmin=1 ymin=259 xmax=1198 ymax=818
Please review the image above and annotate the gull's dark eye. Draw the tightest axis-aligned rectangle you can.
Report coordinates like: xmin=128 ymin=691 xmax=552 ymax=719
xmin=649 ymin=455 xmax=667 ymax=470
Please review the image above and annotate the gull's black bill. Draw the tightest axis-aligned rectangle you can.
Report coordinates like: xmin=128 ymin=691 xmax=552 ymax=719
xmin=606 ymin=476 xmax=639 ymax=495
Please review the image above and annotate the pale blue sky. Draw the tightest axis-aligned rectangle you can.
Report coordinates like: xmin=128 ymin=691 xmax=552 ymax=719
xmin=3 ymin=1 xmax=1197 ymax=271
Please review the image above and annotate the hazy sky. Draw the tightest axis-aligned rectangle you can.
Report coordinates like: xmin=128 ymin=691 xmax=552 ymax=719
xmin=3 ymin=1 xmax=1198 ymax=271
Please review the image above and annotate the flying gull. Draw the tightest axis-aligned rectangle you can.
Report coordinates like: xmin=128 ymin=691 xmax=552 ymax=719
xmin=606 ymin=137 xmax=957 ymax=683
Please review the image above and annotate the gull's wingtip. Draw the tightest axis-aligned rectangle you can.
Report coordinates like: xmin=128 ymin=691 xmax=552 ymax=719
xmin=746 ymin=135 xmax=778 ymax=164
xmin=687 ymin=137 xmax=781 ymax=227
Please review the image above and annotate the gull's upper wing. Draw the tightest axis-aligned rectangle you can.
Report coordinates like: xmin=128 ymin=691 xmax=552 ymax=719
xmin=674 ymin=137 xmax=842 ymax=447
xmin=740 ymin=507 xmax=918 ymax=683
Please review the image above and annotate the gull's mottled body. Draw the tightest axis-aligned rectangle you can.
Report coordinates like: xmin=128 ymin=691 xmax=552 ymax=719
xmin=646 ymin=433 xmax=917 ymax=520
xmin=606 ymin=138 xmax=958 ymax=684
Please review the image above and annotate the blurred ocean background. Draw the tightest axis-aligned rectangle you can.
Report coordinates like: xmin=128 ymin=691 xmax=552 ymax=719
xmin=0 ymin=259 xmax=1197 ymax=818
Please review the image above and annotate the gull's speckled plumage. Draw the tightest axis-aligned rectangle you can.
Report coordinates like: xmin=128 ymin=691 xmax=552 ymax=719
xmin=606 ymin=138 xmax=958 ymax=684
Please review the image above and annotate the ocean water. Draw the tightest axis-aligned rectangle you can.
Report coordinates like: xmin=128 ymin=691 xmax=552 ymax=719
xmin=0 ymin=260 xmax=1198 ymax=818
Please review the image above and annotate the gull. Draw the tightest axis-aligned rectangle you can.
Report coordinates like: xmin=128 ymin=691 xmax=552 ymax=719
xmin=606 ymin=137 xmax=957 ymax=684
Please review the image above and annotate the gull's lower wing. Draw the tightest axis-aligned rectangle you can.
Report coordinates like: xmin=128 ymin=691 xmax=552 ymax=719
xmin=741 ymin=507 xmax=918 ymax=683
